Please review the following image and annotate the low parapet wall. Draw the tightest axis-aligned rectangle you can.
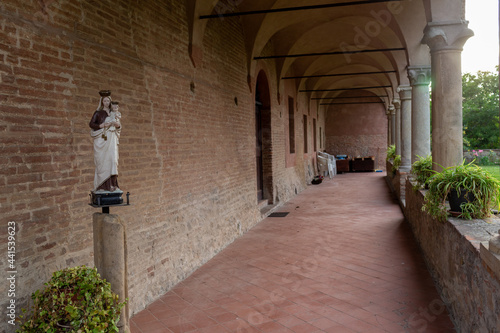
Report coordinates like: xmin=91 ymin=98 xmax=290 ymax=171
xmin=385 ymin=160 xmax=407 ymax=207
xmin=404 ymin=179 xmax=500 ymax=332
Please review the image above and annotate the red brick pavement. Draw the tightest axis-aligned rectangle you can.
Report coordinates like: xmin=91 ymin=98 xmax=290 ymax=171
xmin=130 ymin=172 xmax=455 ymax=333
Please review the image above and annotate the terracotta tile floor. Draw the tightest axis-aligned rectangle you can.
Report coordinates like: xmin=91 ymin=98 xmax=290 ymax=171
xmin=130 ymin=172 xmax=456 ymax=333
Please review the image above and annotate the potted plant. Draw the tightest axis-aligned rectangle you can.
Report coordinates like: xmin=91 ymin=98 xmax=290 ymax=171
xmin=410 ymin=155 xmax=433 ymax=190
xmin=392 ymin=154 xmax=401 ymax=173
xmin=422 ymin=161 xmax=500 ymax=221
xmin=386 ymin=145 xmax=401 ymax=174
xmin=17 ymin=266 xmax=126 ymax=332
xmin=386 ymin=144 xmax=396 ymax=161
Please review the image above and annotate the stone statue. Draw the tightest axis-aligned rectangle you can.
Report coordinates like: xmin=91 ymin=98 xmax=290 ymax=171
xmin=89 ymin=90 xmax=123 ymax=205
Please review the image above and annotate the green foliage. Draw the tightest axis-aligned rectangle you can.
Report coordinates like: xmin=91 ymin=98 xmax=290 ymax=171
xmin=470 ymin=149 xmax=499 ymax=166
xmin=386 ymin=145 xmax=396 ymax=161
xmin=462 ymin=70 xmax=499 ymax=150
xmin=411 ymin=155 xmax=433 ymax=190
xmin=386 ymin=145 xmax=401 ymax=172
xmin=17 ymin=266 xmax=126 ymax=333
xmin=423 ymin=161 xmax=500 ymax=221
xmin=392 ymin=155 xmax=401 ymax=172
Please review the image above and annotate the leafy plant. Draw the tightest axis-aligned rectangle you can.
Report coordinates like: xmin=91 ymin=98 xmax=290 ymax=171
xmin=411 ymin=155 xmax=433 ymax=190
xmin=386 ymin=145 xmax=396 ymax=161
xmin=474 ymin=150 xmax=499 ymax=166
xmin=17 ymin=266 xmax=126 ymax=333
xmin=422 ymin=161 xmax=500 ymax=221
xmin=392 ymin=154 xmax=401 ymax=173
xmin=386 ymin=145 xmax=401 ymax=173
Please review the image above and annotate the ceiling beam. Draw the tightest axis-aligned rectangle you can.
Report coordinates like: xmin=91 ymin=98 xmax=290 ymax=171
xmin=200 ymin=0 xmax=403 ymax=19
xmin=282 ymin=70 xmax=396 ymax=80
xmin=254 ymin=48 xmax=405 ymax=60
xmin=320 ymin=102 xmax=384 ymax=105
xmin=312 ymin=95 xmax=388 ymax=100
xmin=301 ymin=85 xmax=392 ymax=92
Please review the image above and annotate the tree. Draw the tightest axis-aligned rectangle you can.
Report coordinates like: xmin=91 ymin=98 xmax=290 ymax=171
xmin=462 ymin=69 xmax=499 ymax=150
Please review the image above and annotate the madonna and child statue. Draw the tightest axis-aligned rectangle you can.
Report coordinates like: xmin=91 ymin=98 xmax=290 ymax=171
xmin=89 ymin=90 xmax=125 ymax=207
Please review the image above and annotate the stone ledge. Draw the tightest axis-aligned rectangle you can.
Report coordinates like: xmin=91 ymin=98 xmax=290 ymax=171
xmin=480 ymin=243 xmax=500 ymax=283
xmin=448 ymin=217 xmax=500 ymax=252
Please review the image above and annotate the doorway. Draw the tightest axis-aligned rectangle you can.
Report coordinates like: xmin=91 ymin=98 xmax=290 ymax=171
xmin=255 ymin=71 xmax=272 ymax=202
xmin=255 ymin=98 xmax=264 ymax=200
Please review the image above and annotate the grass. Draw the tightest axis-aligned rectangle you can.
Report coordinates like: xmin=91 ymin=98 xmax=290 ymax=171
xmin=479 ymin=165 xmax=500 ymax=181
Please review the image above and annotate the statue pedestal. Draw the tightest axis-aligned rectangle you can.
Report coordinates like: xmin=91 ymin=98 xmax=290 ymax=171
xmin=93 ymin=213 xmax=130 ymax=333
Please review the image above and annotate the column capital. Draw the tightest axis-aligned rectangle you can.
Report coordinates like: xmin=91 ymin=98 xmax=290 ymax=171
xmin=408 ymin=66 xmax=431 ymax=86
xmin=397 ymin=85 xmax=412 ymax=101
xmin=389 ymin=105 xmax=396 ymax=116
xmin=423 ymin=20 xmax=474 ymax=52
xmin=392 ymin=97 xmax=401 ymax=109
xmin=386 ymin=105 xmax=395 ymax=116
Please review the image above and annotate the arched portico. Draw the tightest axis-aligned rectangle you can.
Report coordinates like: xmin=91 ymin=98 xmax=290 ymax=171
xmin=1 ymin=2 xmax=481 ymax=332
xmin=188 ymin=0 xmax=472 ymax=173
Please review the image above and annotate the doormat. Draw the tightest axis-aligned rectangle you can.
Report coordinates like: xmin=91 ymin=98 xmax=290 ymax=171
xmin=268 ymin=212 xmax=289 ymax=217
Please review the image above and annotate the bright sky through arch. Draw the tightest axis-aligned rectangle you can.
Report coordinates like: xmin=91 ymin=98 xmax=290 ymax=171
xmin=462 ymin=0 xmax=499 ymax=74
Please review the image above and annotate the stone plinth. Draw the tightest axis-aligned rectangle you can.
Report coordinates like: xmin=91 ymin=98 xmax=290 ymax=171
xmin=93 ymin=213 xmax=130 ymax=333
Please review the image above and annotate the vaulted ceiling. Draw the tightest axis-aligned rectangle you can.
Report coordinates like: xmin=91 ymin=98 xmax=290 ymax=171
xmin=187 ymin=0 xmax=466 ymax=107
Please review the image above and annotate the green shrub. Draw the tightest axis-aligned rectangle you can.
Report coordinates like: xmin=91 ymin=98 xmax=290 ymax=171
xmin=411 ymin=155 xmax=433 ymax=190
xmin=471 ymin=150 xmax=499 ymax=166
xmin=386 ymin=145 xmax=396 ymax=161
xmin=423 ymin=161 xmax=500 ymax=221
xmin=17 ymin=266 xmax=126 ymax=333
xmin=386 ymin=145 xmax=401 ymax=173
xmin=392 ymin=154 xmax=401 ymax=172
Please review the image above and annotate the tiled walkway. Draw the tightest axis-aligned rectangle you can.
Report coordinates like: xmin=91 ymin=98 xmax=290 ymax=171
xmin=130 ymin=172 xmax=455 ymax=333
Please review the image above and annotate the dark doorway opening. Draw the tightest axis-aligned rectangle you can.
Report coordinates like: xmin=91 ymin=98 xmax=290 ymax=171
xmin=255 ymin=71 xmax=273 ymax=203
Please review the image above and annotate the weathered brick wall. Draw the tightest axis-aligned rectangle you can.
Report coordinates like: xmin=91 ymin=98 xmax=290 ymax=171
xmin=324 ymin=98 xmax=387 ymax=171
xmin=0 ymin=1 xmax=320 ymax=331
xmin=405 ymin=181 xmax=500 ymax=332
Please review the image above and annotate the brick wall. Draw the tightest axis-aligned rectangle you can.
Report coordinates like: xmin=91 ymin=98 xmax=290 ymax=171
xmin=385 ymin=161 xmax=408 ymax=207
xmin=0 ymin=1 xmax=321 ymax=330
xmin=405 ymin=181 xmax=500 ymax=332
xmin=324 ymin=93 xmax=387 ymax=171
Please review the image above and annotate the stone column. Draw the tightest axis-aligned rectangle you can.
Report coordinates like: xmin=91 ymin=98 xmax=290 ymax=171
xmin=423 ymin=21 xmax=474 ymax=170
xmin=390 ymin=105 xmax=396 ymax=146
xmin=393 ymin=97 xmax=402 ymax=156
xmin=386 ymin=108 xmax=392 ymax=146
xmin=397 ymin=86 xmax=412 ymax=171
xmin=93 ymin=213 xmax=130 ymax=333
xmin=408 ymin=66 xmax=431 ymax=164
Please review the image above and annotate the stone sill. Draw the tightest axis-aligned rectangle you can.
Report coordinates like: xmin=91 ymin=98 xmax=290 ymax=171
xmin=411 ymin=181 xmax=500 ymax=282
